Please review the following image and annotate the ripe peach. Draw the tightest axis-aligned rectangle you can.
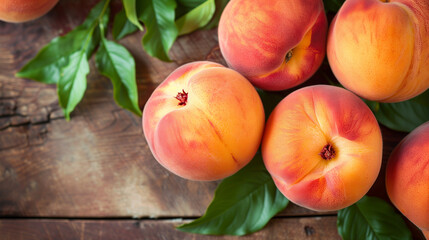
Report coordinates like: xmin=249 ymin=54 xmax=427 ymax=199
xmin=218 ymin=0 xmax=327 ymax=91
xmin=142 ymin=61 xmax=265 ymax=181
xmin=386 ymin=122 xmax=429 ymax=239
xmin=0 ymin=0 xmax=58 ymax=23
xmin=262 ymin=85 xmax=383 ymax=211
xmin=327 ymin=0 xmax=429 ymax=102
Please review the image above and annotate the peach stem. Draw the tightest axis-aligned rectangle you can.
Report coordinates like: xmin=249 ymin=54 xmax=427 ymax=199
xmin=319 ymin=143 xmax=336 ymax=160
xmin=175 ymin=89 xmax=188 ymax=106
xmin=285 ymin=50 xmax=293 ymax=63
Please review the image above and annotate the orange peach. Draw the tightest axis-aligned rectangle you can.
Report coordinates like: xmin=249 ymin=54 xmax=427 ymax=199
xmin=0 ymin=0 xmax=58 ymax=23
xmin=386 ymin=121 xmax=429 ymax=239
xmin=262 ymin=85 xmax=383 ymax=211
xmin=142 ymin=61 xmax=265 ymax=181
xmin=218 ymin=0 xmax=327 ymax=91
xmin=327 ymin=0 xmax=429 ymax=102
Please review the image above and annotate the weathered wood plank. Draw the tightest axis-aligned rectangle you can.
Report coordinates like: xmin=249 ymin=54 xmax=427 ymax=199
xmin=0 ymin=0 xmax=412 ymax=230
xmin=0 ymin=0 xmax=337 ymax=218
xmin=0 ymin=0 xmax=220 ymax=217
xmin=0 ymin=114 xmax=406 ymax=218
xmin=0 ymin=217 xmax=342 ymax=240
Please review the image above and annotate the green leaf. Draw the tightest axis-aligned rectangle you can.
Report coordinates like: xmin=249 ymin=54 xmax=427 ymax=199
xmin=175 ymin=0 xmax=206 ymax=18
xmin=175 ymin=0 xmax=215 ymax=36
xmin=177 ymin=0 xmax=206 ymax=8
xmin=16 ymin=0 xmax=109 ymax=84
xmin=138 ymin=0 xmax=178 ymax=61
xmin=113 ymin=9 xmax=138 ymax=40
xmin=337 ymin=196 xmax=412 ymax=240
xmin=177 ymin=152 xmax=289 ymax=236
xmin=203 ymin=0 xmax=229 ymax=29
xmin=366 ymin=89 xmax=429 ymax=132
xmin=91 ymin=2 xmax=110 ymax=51
xmin=122 ymin=0 xmax=143 ymax=30
xmin=16 ymin=29 xmax=89 ymax=84
xmin=81 ymin=0 xmax=110 ymax=29
xmin=58 ymin=51 xmax=90 ymax=121
xmin=256 ymin=89 xmax=287 ymax=120
xmin=17 ymin=0 xmax=110 ymax=120
xmin=323 ymin=0 xmax=345 ymax=13
xmin=95 ymin=38 xmax=141 ymax=116
xmin=410 ymin=89 xmax=429 ymax=107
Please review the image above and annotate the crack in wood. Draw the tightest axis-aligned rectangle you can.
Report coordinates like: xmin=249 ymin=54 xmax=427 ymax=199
xmin=0 ymin=123 xmax=49 ymax=150
xmin=0 ymin=91 xmax=62 ymax=130
xmin=0 ymin=100 xmax=16 ymax=116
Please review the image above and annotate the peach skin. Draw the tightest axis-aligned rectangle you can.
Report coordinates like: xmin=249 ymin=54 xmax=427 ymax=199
xmin=142 ymin=61 xmax=265 ymax=181
xmin=218 ymin=0 xmax=327 ymax=91
xmin=386 ymin=121 xmax=429 ymax=239
xmin=327 ymin=0 xmax=429 ymax=102
xmin=262 ymin=85 xmax=383 ymax=211
xmin=0 ymin=0 xmax=58 ymax=23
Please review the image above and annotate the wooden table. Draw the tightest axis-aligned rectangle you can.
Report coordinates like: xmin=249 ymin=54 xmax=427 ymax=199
xmin=0 ymin=1 xmax=424 ymax=239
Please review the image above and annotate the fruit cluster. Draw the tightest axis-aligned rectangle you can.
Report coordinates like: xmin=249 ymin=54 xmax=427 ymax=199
xmin=141 ymin=0 xmax=429 ymax=237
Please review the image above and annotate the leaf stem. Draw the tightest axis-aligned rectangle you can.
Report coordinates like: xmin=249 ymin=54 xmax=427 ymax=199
xmin=83 ymin=0 xmax=111 ymax=50
xmin=97 ymin=0 xmax=111 ymax=37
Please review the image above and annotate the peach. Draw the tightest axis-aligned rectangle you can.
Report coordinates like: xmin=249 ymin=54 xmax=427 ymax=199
xmin=327 ymin=0 xmax=429 ymax=102
xmin=218 ymin=0 xmax=327 ymax=91
xmin=0 ymin=0 xmax=58 ymax=23
xmin=142 ymin=61 xmax=265 ymax=181
xmin=386 ymin=122 xmax=429 ymax=239
xmin=262 ymin=85 xmax=383 ymax=211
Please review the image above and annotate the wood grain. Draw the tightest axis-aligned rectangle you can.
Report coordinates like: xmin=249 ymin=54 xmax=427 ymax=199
xmin=0 ymin=217 xmax=341 ymax=240
xmin=0 ymin=0 xmax=329 ymax=218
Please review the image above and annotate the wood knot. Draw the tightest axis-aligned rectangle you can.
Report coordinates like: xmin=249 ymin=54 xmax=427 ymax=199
xmin=304 ymin=226 xmax=315 ymax=236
